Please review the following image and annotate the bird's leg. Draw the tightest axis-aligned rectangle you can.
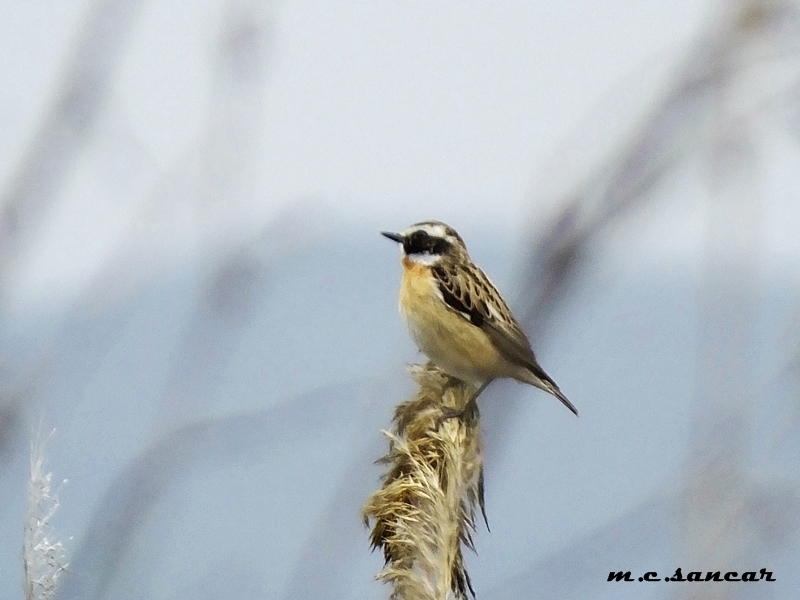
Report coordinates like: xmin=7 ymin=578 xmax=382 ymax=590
xmin=440 ymin=375 xmax=461 ymax=395
xmin=435 ymin=379 xmax=492 ymax=428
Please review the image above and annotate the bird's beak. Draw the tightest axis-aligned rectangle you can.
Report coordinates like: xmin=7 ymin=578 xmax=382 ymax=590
xmin=381 ymin=231 xmax=404 ymax=243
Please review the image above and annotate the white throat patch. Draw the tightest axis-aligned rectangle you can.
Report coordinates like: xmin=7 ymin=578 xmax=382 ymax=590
xmin=404 ymin=252 xmax=442 ymax=266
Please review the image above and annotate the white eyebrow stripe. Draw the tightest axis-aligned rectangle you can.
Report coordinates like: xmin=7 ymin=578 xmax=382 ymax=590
xmin=403 ymin=223 xmax=448 ymax=239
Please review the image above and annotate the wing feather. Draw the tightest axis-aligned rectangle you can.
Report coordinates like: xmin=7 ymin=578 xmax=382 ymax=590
xmin=432 ymin=263 xmax=537 ymax=368
xmin=431 ymin=262 xmax=578 ymax=416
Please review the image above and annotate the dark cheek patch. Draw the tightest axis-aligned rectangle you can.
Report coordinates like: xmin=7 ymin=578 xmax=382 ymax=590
xmin=403 ymin=232 xmax=427 ymax=254
xmin=404 ymin=232 xmax=449 ymax=255
xmin=433 ymin=239 xmax=450 ymax=254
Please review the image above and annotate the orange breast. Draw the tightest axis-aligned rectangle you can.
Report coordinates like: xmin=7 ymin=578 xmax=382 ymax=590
xmin=397 ymin=258 xmax=506 ymax=384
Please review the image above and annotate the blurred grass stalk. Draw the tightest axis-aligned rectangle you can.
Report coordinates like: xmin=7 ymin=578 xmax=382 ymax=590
xmin=23 ymin=430 xmax=67 ymax=600
xmin=363 ymin=364 xmax=486 ymax=600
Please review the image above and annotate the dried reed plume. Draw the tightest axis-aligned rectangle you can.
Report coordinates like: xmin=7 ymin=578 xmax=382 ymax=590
xmin=24 ymin=430 xmax=68 ymax=600
xmin=363 ymin=363 xmax=487 ymax=600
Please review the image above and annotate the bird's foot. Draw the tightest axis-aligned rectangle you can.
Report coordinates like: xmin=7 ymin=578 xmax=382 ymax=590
xmin=435 ymin=397 xmax=479 ymax=429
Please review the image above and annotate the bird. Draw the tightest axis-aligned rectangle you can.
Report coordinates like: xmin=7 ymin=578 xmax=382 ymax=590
xmin=382 ymin=220 xmax=578 ymax=418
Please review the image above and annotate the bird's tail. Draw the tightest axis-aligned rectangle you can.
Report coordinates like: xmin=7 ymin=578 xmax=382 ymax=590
xmin=520 ymin=367 xmax=579 ymax=417
xmin=541 ymin=379 xmax=579 ymax=417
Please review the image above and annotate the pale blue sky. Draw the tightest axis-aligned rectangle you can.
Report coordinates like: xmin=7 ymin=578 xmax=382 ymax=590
xmin=0 ymin=0 xmax=716 ymax=313
xmin=2 ymin=2 xmax=800 ymax=599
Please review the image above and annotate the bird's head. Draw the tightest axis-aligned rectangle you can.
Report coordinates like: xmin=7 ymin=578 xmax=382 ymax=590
xmin=381 ymin=221 xmax=468 ymax=265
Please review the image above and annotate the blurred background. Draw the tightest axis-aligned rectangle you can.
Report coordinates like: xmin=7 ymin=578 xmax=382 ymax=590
xmin=2 ymin=0 xmax=800 ymax=598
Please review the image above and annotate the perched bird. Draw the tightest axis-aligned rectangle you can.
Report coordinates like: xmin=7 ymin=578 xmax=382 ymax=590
xmin=382 ymin=220 xmax=578 ymax=417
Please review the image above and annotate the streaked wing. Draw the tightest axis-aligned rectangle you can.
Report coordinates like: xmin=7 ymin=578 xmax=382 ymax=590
xmin=431 ymin=263 xmax=539 ymax=370
xmin=431 ymin=261 xmax=578 ymax=416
